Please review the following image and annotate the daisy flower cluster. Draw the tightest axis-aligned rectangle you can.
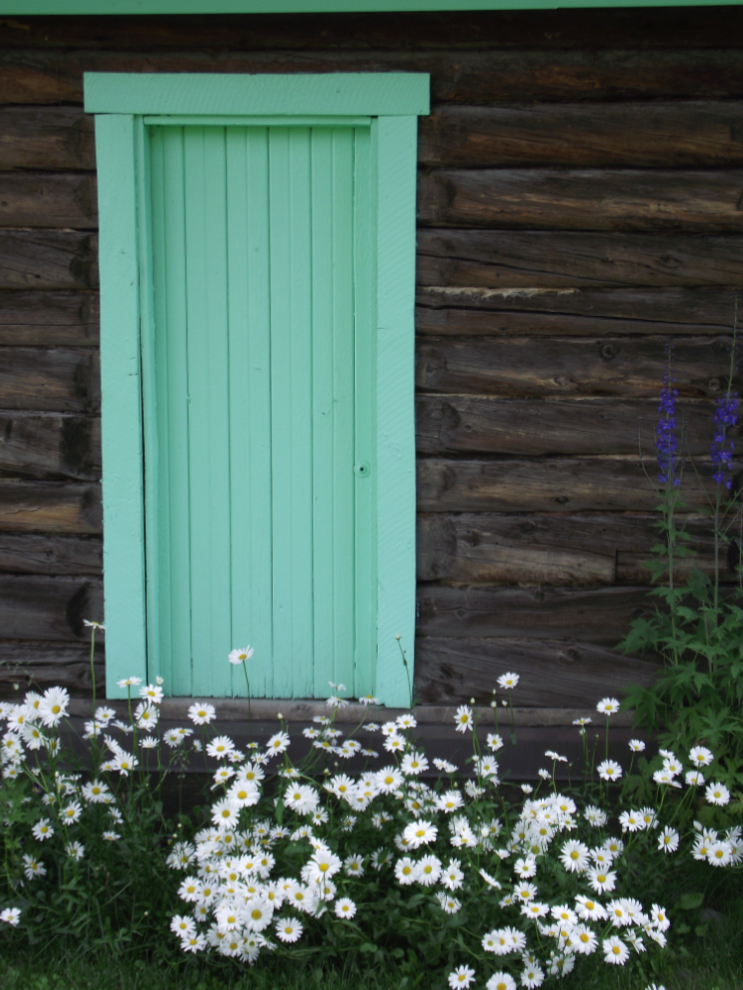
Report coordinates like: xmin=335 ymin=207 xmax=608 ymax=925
xmin=154 ymin=683 xmax=740 ymax=986
xmin=0 ymin=677 xmax=181 ymax=935
xmin=1 ymin=669 xmax=740 ymax=990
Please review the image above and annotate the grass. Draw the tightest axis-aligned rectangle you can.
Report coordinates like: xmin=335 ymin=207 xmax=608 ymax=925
xmin=2 ymin=915 xmax=742 ymax=990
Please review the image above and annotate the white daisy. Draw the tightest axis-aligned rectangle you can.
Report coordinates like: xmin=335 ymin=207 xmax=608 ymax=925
xmin=448 ymin=965 xmax=476 ymax=989
xmin=596 ymin=697 xmax=620 ymax=716
xmin=334 ymin=898 xmax=357 ymax=919
xmin=597 ymin=760 xmax=622 ymax=781
xmin=228 ymin=645 xmax=254 ymax=664
xmin=706 ymin=782 xmax=730 ymax=806
xmin=454 ymin=706 xmax=473 ymax=733
xmin=38 ymin=687 xmax=70 ymax=728
xmin=486 ymin=973 xmax=516 ymax=990
xmin=602 ymin=936 xmax=629 ymax=965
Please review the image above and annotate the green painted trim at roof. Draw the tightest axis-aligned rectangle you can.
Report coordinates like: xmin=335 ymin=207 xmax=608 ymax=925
xmin=85 ymin=73 xmax=430 ymax=116
xmin=7 ymin=0 xmax=743 ymax=13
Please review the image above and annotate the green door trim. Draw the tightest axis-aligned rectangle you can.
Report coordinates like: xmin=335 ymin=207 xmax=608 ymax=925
xmin=85 ymin=73 xmax=429 ymax=117
xmin=90 ymin=72 xmax=427 ymax=707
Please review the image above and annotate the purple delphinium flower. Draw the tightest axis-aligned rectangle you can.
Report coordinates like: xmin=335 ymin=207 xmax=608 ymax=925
xmin=656 ymin=370 xmax=679 ymax=487
xmin=711 ymin=392 xmax=738 ymax=490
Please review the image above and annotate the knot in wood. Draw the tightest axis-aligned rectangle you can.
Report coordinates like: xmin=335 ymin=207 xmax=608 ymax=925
xmin=600 ymin=343 xmax=618 ymax=361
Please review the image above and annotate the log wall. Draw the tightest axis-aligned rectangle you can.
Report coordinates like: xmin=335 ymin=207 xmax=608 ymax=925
xmin=1 ymin=7 xmax=741 ymax=709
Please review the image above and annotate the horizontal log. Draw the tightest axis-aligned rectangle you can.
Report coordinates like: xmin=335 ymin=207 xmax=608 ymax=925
xmin=0 ymin=347 xmax=100 ymax=412
xmin=0 ymin=291 xmax=99 ymax=345
xmin=0 ymin=230 xmax=98 ymax=290
xmin=416 ymin=230 xmax=743 ymax=289
xmin=67 ymin=696 xmax=633 ymax=729
xmin=0 ymin=106 xmax=95 ymax=171
xmin=418 ymin=168 xmax=743 ymax=231
xmin=3 ymin=49 xmax=743 ymax=106
xmin=416 ymin=512 xmax=721 ymax=584
xmin=2 ymin=9 xmax=741 ymax=51
xmin=415 ymin=396 xmax=732 ymax=456
xmin=413 ymin=636 xmax=660 ymax=707
xmin=0 ymin=641 xmax=103 ymax=698
xmin=416 ymin=456 xmax=718 ymax=513
xmin=416 ymin=335 xmax=738 ymax=399
xmin=0 ymin=480 xmax=102 ymax=532
xmin=0 ymin=412 xmax=101 ymax=480
xmin=419 ymin=102 xmax=743 ymax=168
xmin=0 ymin=172 xmax=97 ymax=229
xmin=415 ymin=287 xmax=740 ymax=337
xmin=5 ymin=101 xmax=742 ymax=173
xmin=0 ymin=573 xmax=103 ymax=640
xmin=0 ymin=533 xmax=102 ymax=575
xmin=416 ymin=584 xmax=655 ymax=643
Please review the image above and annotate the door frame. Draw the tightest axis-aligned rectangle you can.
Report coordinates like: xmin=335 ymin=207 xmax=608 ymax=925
xmin=86 ymin=72 xmax=429 ymax=706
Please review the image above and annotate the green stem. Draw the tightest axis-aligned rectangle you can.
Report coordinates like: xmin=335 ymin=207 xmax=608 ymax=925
xmin=242 ymin=662 xmax=252 ymax=740
xmin=397 ymin=637 xmax=413 ymax=709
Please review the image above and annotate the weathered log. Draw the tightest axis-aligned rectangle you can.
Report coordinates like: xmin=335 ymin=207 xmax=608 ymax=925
xmin=418 ymin=168 xmax=743 ymax=231
xmin=0 ymin=172 xmax=97 ymax=228
xmin=3 ymin=49 xmax=743 ymax=106
xmin=0 ymin=412 xmax=101 ymax=480
xmin=0 ymin=641 xmax=103 ymax=697
xmin=0 ymin=347 xmax=100 ymax=412
xmin=416 ymin=584 xmax=655 ymax=643
xmin=416 ymin=230 xmax=743 ymax=289
xmin=416 ymin=456 xmax=717 ymax=512
xmin=416 ymin=336 xmax=738 ymax=399
xmin=0 ymin=291 xmax=98 ymax=346
xmin=1 ymin=8 xmax=741 ymax=51
xmin=0 ymin=480 xmax=102 ymax=532
xmin=419 ymin=103 xmax=743 ymax=168
xmin=0 ymin=533 xmax=102 ymax=575
xmin=416 ymin=512 xmax=720 ymax=584
xmin=0 ymin=230 xmax=98 ymax=290
xmin=415 ymin=287 xmax=740 ymax=337
xmin=0 ymin=573 xmax=103 ymax=640
xmin=0 ymin=106 xmax=95 ymax=171
xmin=5 ymin=101 xmax=742 ymax=173
xmin=413 ymin=636 xmax=660 ymax=707
xmin=415 ymin=396 xmax=730 ymax=456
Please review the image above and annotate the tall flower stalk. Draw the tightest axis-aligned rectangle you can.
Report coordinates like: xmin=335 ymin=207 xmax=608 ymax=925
xmin=654 ymin=351 xmax=681 ymax=660
xmin=229 ymin=645 xmax=255 ymax=736
xmin=710 ymin=329 xmax=739 ymax=615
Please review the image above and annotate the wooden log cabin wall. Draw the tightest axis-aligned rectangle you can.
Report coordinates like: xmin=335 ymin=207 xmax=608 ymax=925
xmin=0 ymin=6 xmax=742 ymax=717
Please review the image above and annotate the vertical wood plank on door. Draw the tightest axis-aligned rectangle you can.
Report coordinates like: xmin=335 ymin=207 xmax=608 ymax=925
xmin=310 ymin=127 xmax=335 ymax=697
xmin=184 ymin=127 xmax=232 ymax=697
xmin=270 ymin=128 xmax=314 ymax=697
xmin=353 ymin=124 xmax=376 ymax=700
xmin=150 ymin=126 xmax=193 ymax=695
xmin=226 ymin=126 xmax=274 ymax=698
xmin=310 ymin=127 xmax=357 ymax=697
xmin=330 ymin=128 xmax=356 ymax=697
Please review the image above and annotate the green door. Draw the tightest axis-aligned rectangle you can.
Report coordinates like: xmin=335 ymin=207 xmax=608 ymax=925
xmin=143 ymin=122 xmax=374 ymax=698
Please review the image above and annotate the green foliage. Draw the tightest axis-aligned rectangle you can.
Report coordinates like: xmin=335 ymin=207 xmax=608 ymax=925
xmin=619 ymin=499 xmax=743 ymax=793
xmin=619 ymin=330 xmax=743 ymax=795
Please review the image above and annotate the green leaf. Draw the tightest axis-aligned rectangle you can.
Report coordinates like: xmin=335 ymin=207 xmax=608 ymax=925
xmin=678 ymin=892 xmax=704 ymax=910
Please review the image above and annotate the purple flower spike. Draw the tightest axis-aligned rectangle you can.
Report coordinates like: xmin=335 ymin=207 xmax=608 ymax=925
xmin=656 ymin=371 xmax=679 ymax=487
xmin=711 ymin=392 xmax=738 ymax=490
